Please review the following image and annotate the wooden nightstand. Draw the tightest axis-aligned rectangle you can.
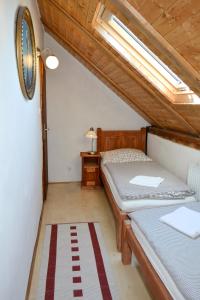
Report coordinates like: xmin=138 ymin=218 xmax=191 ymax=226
xmin=80 ymin=152 xmax=101 ymax=189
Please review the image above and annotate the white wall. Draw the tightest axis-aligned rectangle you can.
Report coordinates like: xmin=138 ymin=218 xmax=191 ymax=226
xmin=45 ymin=33 xmax=149 ymax=182
xmin=148 ymin=133 xmax=200 ymax=182
xmin=0 ymin=2 xmax=43 ymax=300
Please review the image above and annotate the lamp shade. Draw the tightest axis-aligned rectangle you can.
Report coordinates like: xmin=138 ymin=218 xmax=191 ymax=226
xmin=39 ymin=48 xmax=59 ymax=70
xmin=46 ymin=55 xmax=59 ymax=69
xmin=85 ymin=127 xmax=97 ymax=139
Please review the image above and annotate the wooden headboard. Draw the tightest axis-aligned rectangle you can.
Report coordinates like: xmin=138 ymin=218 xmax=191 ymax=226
xmin=97 ymin=128 xmax=147 ymax=154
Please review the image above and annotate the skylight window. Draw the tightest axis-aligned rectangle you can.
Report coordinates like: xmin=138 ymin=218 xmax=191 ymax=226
xmin=111 ymin=16 xmax=187 ymax=91
xmin=94 ymin=6 xmax=200 ymax=104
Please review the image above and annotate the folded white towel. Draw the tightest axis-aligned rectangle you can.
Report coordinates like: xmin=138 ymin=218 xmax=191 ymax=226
xmin=129 ymin=176 xmax=164 ymax=188
xmin=160 ymin=207 xmax=200 ymax=239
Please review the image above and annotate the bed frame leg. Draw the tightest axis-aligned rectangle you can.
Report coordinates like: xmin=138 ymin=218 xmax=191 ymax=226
xmin=116 ymin=222 xmax=122 ymax=252
xmin=116 ymin=214 xmax=128 ymax=252
xmin=122 ymin=241 xmax=132 ymax=265
xmin=121 ymin=221 xmax=132 ymax=265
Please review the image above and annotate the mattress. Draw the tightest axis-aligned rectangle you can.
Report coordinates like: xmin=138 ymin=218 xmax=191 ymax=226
xmin=129 ymin=202 xmax=200 ymax=300
xmin=101 ymin=162 xmax=196 ymax=213
xmin=105 ymin=161 xmax=194 ymax=200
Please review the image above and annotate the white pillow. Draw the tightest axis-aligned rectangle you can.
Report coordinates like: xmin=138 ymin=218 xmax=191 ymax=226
xmin=100 ymin=148 xmax=152 ymax=165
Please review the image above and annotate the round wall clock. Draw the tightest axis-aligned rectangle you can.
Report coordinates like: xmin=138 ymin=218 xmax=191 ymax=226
xmin=16 ymin=7 xmax=36 ymax=100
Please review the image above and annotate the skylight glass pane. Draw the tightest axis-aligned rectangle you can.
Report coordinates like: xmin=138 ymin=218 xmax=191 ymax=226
xmin=110 ymin=16 xmax=188 ymax=91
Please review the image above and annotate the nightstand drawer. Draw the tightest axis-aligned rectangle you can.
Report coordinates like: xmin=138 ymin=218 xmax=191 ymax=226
xmin=86 ymin=181 xmax=95 ymax=186
xmin=84 ymin=170 xmax=97 ymax=182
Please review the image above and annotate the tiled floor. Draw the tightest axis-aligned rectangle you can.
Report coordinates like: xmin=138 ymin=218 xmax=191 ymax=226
xmin=28 ymin=183 xmax=151 ymax=300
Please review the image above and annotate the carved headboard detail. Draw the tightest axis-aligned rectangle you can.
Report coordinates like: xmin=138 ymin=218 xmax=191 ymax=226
xmin=97 ymin=128 xmax=147 ymax=154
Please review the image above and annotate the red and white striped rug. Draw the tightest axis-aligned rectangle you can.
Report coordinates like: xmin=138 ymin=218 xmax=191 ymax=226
xmin=37 ymin=222 xmax=118 ymax=300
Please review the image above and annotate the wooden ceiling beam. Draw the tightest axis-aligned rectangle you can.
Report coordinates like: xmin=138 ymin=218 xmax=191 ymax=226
xmin=149 ymin=126 xmax=200 ymax=150
xmin=43 ymin=22 xmax=160 ymax=125
xmin=147 ymin=94 xmax=200 ymax=136
xmin=44 ymin=0 xmax=199 ymax=135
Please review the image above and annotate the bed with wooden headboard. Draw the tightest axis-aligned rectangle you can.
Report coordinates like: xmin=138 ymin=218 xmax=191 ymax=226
xmin=97 ymin=127 xmax=147 ymax=251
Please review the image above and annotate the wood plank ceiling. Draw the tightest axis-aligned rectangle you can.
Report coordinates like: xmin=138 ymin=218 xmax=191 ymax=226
xmin=38 ymin=0 xmax=200 ymax=137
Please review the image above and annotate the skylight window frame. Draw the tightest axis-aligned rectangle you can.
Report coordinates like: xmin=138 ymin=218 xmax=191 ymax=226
xmin=93 ymin=5 xmax=200 ymax=104
xmin=111 ymin=16 xmax=186 ymax=91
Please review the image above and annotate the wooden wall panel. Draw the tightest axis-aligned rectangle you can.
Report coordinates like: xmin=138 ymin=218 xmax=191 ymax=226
xmin=175 ymin=105 xmax=200 ymax=133
xmin=108 ymin=0 xmax=200 ymax=95
xmin=125 ymin=0 xmax=200 ymax=80
xmin=128 ymin=0 xmax=177 ymax=25
xmin=152 ymin=1 xmax=200 ymax=35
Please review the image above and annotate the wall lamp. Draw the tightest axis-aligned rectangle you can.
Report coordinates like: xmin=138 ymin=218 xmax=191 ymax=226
xmin=37 ymin=48 xmax=59 ymax=70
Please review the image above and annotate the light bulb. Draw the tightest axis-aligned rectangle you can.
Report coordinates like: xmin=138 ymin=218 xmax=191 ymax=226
xmin=45 ymin=55 xmax=59 ymax=69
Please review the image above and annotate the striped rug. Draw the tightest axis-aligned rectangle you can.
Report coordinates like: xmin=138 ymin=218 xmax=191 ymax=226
xmin=37 ymin=223 xmax=118 ymax=300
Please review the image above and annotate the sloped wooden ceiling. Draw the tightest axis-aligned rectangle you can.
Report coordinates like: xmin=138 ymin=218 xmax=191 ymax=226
xmin=38 ymin=0 xmax=200 ymax=137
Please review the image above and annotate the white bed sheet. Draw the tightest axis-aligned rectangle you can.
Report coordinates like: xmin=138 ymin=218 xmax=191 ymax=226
xmin=131 ymin=219 xmax=185 ymax=300
xmin=101 ymin=162 xmax=196 ymax=213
